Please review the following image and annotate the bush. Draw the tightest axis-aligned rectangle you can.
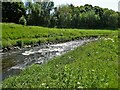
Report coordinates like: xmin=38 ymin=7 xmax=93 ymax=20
xmin=19 ymin=15 xmax=27 ymax=25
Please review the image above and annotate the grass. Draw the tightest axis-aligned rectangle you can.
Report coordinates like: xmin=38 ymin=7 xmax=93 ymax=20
xmin=2 ymin=31 xmax=118 ymax=88
xmin=1 ymin=23 xmax=117 ymax=48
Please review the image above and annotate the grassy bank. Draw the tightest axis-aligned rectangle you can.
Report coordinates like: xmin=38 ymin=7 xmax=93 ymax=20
xmin=2 ymin=32 xmax=118 ymax=88
xmin=1 ymin=23 xmax=117 ymax=48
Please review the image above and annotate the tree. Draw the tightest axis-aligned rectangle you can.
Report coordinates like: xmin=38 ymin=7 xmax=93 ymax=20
xmin=102 ymin=9 xmax=118 ymax=28
xmin=25 ymin=0 xmax=54 ymax=26
xmin=78 ymin=11 xmax=100 ymax=28
xmin=2 ymin=1 xmax=25 ymax=23
xmin=2 ymin=1 xmax=119 ymax=29
xmin=108 ymin=13 xmax=118 ymax=28
xmin=118 ymin=12 xmax=120 ymax=28
xmin=84 ymin=4 xmax=93 ymax=12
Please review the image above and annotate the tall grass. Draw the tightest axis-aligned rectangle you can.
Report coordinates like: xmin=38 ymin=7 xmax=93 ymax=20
xmin=1 ymin=23 xmax=117 ymax=48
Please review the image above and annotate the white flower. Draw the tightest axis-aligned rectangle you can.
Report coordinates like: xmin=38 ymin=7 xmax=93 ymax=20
xmin=91 ymin=69 xmax=95 ymax=72
xmin=41 ymin=83 xmax=46 ymax=86
xmin=78 ymin=86 xmax=83 ymax=88
xmin=56 ymin=65 xmax=58 ymax=67
xmin=68 ymin=56 xmax=71 ymax=59
xmin=104 ymin=38 xmax=107 ymax=40
xmin=77 ymin=82 xmax=80 ymax=84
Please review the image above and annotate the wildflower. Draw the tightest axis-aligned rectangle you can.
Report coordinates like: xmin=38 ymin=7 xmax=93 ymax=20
xmin=77 ymin=82 xmax=80 ymax=84
xmin=78 ymin=86 xmax=83 ymax=88
xmin=107 ymin=38 xmax=111 ymax=40
xmin=68 ymin=56 xmax=71 ymax=59
xmin=112 ymin=40 xmax=115 ymax=43
xmin=65 ymin=66 xmax=67 ymax=69
xmin=105 ymin=83 xmax=108 ymax=86
xmin=107 ymin=59 xmax=110 ymax=61
xmin=104 ymin=38 xmax=107 ymax=40
xmin=91 ymin=69 xmax=95 ymax=72
xmin=101 ymin=79 xmax=104 ymax=81
xmin=56 ymin=65 xmax=58 ymax=67
xmin=96 ymin=52 xmax=98 ymax=54
xmin=41 ymin=83 xmax=46 ymax=86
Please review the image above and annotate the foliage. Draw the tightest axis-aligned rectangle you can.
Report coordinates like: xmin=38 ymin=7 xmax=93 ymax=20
xmin=2 ymin=31 xmax=118 ymax=88
xmin=2 ymin=1 xmax=119 ymax=29
xmin=78 ymin=11 xmax=100 ymax=28
xmin=102 ymin=9 xmax=118 ymax=28
xmin=53 ymin=4 xmax=119 ymax=29
xmin=2 ymin=1 xmax=25 ymax=23
xmin=19 ymin=15 xmax=27 ymax=25
xmin=25 ymin=0 xmax=54 ymax=26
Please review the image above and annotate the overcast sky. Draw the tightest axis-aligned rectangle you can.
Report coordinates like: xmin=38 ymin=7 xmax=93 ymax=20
xmin=52 ymin=0 xmax=119 ymax=11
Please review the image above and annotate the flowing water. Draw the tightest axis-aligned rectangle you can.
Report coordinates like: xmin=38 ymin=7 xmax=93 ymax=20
xmin=1 ymin=38 xmax=97 ymax=80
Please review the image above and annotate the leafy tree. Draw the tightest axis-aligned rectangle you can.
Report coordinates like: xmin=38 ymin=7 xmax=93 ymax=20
xmin=2 ymin=1 xmax=119 ymax=29
xmin=78 ymin=11 xmax=100 ymax=28
xmin=84 ymin=4 xmax=93 ymax=12
xmin=118 ymin=12 xmax=120 ymax=28
xmin=54 ymin=5 xmax=68 ymax=28
xmin=2 ymin=1 xmax=25 ymax=23
xmin=102 ymin=9 xmax=118 ymax=28
xmin=108 ymin=13 xmax=118 ymax=28
xmin=30 ymin=3 xmax=42 ymax=25
xmin=25 ymin=0 xmax=54 ymax=26
xmin=49 ymin=14 xmax=58 ymax=27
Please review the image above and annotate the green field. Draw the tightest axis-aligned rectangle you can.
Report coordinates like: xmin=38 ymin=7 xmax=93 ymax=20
xmin=1 ymin=23 xmax=117 ymax=48
xmin=2 ymin=23 xmax=119 ymax=88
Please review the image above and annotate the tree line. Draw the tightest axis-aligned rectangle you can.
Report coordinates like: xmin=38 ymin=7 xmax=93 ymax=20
xmin=2 ymin=0 xmax=120 ymax=29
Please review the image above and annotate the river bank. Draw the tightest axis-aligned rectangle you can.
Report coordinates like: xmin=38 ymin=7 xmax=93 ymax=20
xmin=2 ymin=23 xmax=117 ymax=49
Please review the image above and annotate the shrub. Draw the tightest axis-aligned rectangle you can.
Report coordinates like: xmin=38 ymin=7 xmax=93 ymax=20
xmin=19 ymin=15 xmax=27 ymax=25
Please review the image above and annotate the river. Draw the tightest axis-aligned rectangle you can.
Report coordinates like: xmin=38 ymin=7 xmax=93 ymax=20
xmin=1 ymin=38 xmax=97 ymax=80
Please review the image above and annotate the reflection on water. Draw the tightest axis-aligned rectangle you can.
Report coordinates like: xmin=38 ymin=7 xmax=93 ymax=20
xmin=1 ymin=38 xmax=97 ymax=80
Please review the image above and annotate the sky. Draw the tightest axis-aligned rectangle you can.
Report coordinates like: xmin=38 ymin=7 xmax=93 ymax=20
xmin=52 ymin=0 xmax=119 ymax=11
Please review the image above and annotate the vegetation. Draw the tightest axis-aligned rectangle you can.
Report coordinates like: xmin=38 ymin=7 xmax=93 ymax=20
xmin=2 ymin=23 xmax=117 ymax=48
xmin=2 ymin=1 xmax=120 ymax=29
xmin=1 ymin=1 xmax=119 ymax=88
xmin=2 ymin=1 xmax=25 ymax=23
xmin=19 ymin=15 xmax=27 ymax=25
xmin=2 ymin=31 xmax=118 ymax=88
